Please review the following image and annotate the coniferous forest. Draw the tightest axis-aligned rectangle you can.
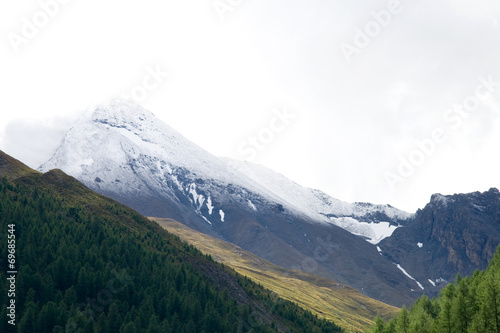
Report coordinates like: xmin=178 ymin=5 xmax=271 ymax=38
xmin=0 ymin=161 xmax=342 ymax=332
xmin=369 ymin=246 xmax=500 ymax=333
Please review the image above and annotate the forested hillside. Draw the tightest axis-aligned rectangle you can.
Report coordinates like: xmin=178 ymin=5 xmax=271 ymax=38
xmin=156 ymin=218 xmax=400 ymax=332
xmin=0 ymin=151 xmax=342 ymax=333
xmin=369 ymin=246 xmax=500 ymax=333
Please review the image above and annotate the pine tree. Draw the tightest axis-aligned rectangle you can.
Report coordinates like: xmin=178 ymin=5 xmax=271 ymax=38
xmin=453 ymin=277 xmax=473 ymax=333
xmin=371 ymin=314 xmax=386 ymax=333
xmin=396 ymin=305 xmax=410 ymax=333
xmin=409 ymin=306 xmax=432 ymax=333
xmin=146 ymin=314 xmax=161 ymax=333
xmin=120 ymin=321 xmax=137 ymax=333
xmin=18 ymin=305 xmax=36 ymax=333
xmin=38 ymin=301 xmax=59 ymax=333
xmin=486 ymin=273 xmax=500 ymax=333
xmin=437 ymin=292 xmax=454 ymax=333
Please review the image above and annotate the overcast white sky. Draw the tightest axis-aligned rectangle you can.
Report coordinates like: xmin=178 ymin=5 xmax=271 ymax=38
xmin=1 ymin=0 xmax=499 ymax=212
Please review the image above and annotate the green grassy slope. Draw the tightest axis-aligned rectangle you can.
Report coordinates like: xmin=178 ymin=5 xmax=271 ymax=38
xmin=0 ymin=151 xmax=39 ymax=180
xmin=154 ymin=218 xmax=400 ymax=333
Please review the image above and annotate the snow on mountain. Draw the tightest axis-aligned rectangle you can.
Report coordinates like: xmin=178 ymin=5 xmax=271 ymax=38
xmin=396 ymin=264 xmax=425 ymax=291
xmin=41 ymin=100 xmax=265 ymax=208
xmin=40 ymin=98 xmax=412 ymax=243
xmin=43 ymin=99 xmax=243 ymax=185
xmin=224 ymin=159 xmax=412 ymax=243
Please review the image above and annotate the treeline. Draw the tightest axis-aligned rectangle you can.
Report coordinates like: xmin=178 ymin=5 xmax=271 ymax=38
xmin=369 ymin=247 xmax=500 ymax=333
xmin=0 ymin=175 xmax=342 ymax=333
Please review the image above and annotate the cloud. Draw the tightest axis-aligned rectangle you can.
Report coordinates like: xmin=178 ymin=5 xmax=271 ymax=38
xmin=1 ymin=115 xmax=78 ymax=169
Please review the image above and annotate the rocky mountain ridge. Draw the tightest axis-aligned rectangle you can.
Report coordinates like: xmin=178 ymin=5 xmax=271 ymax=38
xmin=379 ymin=187 xmax=500 ymax=296
xmin=38 ymin=99 xmax=500 ymax=306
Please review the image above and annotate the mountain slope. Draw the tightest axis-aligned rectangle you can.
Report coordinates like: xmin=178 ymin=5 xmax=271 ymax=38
xmin=0 ymin=151 xmax=342 ymax=332
xmin=39 ymin=99 xmax=412 ymax=242
xmin=39 ymin=99 xmax=418 ymax=306
xmin=371 ymin=245 xmax=500 ymax=333
xmin=224 ymin=158 xmax=413 ymax=244
xmin=154 ymin=218 xmax=400 ymax=332
xmin=0 ymin=150 xmax=39 ymax=180
xmin=379 ymin=188 xmax=500 ymax=297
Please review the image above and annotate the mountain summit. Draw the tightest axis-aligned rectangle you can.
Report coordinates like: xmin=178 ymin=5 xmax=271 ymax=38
xmin=38 ymin=99 xmax=425 ymax=306
xmin=41 ymin=99 xmax=411 ymax=241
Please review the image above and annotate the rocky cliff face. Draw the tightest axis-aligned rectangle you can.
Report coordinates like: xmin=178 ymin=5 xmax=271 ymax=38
xmin=379 ymin=188 xmax=500 ymax=296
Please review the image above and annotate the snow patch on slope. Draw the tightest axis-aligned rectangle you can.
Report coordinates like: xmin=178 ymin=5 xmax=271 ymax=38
xmin=207 ymin=197 xmax=214 ymax=215
xmin=328 ymin=218 xmax=399 ymax=244
xmin=201 ymin=215 xmax=212 ymax=225
xmin=396 ymin=264 xmax=424 ymax=291
xmin=188 ymin=183 xmax=205 ymax=210
xmin=248 ymin=200 xmax=257 ymax=211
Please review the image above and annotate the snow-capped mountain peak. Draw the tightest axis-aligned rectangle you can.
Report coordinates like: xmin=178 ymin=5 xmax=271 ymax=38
xmin=38 ymin=99 xmax=425 ymax=306
xmin=88 ymin=98 xmax=157 ymax=128
xmin=43 ymin=99 xmax=245 ymax=185
xmin=40 ymin=99 xmax=412 ymax=243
